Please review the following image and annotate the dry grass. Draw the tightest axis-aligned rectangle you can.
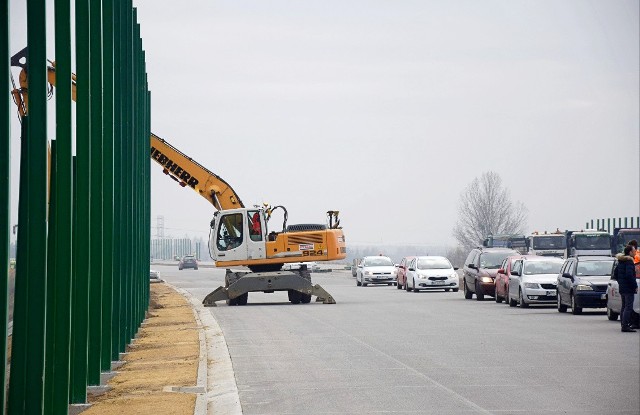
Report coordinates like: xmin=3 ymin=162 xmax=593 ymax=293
xmin=84 ymin=283 xmax=200 ymax=415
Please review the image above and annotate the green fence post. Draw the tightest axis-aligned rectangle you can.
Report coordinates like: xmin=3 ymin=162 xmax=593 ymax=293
xmin=50 ymin=0 xmax=74 ymax=410
xmin=87 ymin=0 xmax=104 ymax=386
xmin=1 ymin=0 xmax=10 ymax=410
xmin=8 ymin=1 xmax=48 ymax=413
xmin=124 ymin=0 xmax=133 ymax=344
xmin=7 ymin=118 xmax=30 ymax=415
xmin=111 ymin=0 xmax=123 ymax=360
xmin=70 ymin=0 xmax=92 ymax=403
xmin=44 ymin=140 xmax=57 ymax=413
xmin=102 ymin=0 xmax=115 ymax=372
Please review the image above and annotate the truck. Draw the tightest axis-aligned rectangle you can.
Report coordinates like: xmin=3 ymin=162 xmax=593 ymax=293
xmin=482 ymin=234 xmax=528 ymax=254
xmin=527 ymin=231 xmax=566 ymax=257
xmin=10 ymin=47 xmax=345 ymax=306
xmin=565 ymin=230 xmax=611 ymax=258
xmin=611 ymin=228 xmax=640 ymax=255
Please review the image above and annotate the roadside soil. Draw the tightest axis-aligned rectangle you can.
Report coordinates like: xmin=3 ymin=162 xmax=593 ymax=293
xmin=84 ymin=283 xmax=200 ymax=415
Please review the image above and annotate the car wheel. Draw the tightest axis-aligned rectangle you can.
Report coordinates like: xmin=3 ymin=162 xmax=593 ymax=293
xmin=519 ymin=289 xmax=529 ymax=308
xmin=557 ymin=292 xmax=567 ymax=313
xmin=413 ymin=279 xmax=419 ymax=292
xmin=194 ymin=267 xmax=198 ymax=270
xmin=464 ymin=280 xmax=472 ymax=299
xmin=508 ymin=294 xmax=517 ymax=307
xmin=571 ymin=293 xmax=582 ymax=315
xmin=607 ymin=307 xmax=619 ymax=321
xmin=363 ymin=283 xmax=368 ymax=287
xmin=387 ymin=283 xmax=392 ymax=286
xmin=452 ymin=288 xmax=459 ymax=292
xmin=445 ymin=288 xmax=450 ymax=292
xmin=475 ymin=281 xmax=484 ymax=301
xmin=405 ymin=280 xmax=411 ymax=292
xmin=356 ymin=279 xmax=361 ymax=286
xmin=495 ymin=290 xmax=502 ymax=303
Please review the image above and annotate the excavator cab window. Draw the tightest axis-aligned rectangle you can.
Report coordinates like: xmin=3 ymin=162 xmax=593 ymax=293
xmin=248 ymin=210 xmax=263 ymax=242
xmin=216 ymin=213 xmax=244 ymax=251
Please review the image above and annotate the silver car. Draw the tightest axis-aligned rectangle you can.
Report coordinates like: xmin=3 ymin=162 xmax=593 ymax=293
xmin=356 ymin=256 xmax=397 ymax=286
xmin=508 ymin=256 xmax=564 ymax=307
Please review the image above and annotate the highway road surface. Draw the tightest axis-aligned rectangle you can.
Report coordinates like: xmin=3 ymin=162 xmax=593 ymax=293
xmin=154 ymin=264 xmax=640 ymax=415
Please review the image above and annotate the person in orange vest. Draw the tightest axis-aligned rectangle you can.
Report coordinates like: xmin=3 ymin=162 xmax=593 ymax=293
xmin=628 ymin=240 xmax=640 ymax=278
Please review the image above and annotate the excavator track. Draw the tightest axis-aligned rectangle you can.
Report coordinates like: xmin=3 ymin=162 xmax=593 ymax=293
xmin=202 ymin=268 xmax=336 ymax=306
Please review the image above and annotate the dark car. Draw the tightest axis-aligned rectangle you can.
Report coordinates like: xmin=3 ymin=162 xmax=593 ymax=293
xmin=556 ymin=256 xmax=614 ymax=315
xmin=463 ymin=247 xmax=519 ymax=301
xmin=178 ymin=255 xmax=198 ymax=270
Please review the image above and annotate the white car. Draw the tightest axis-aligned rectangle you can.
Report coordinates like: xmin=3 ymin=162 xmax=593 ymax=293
xmin=606 ymin=278 xmax=640 ymax=321
xmin=405 ymin=256 xmax=459 ymax=292
xmin=508 ymin=256 xmax=564 ymax=307
xmin=356 ymin=256 xmax=397 ymax=286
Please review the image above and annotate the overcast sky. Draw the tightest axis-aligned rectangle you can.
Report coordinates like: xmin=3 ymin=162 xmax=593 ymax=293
xmin=8 ymin=0 xmax=640 ymax=247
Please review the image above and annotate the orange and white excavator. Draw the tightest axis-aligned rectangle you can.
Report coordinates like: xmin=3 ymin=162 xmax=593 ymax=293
xmin=10 ymin=47 xmax=345 ymax=305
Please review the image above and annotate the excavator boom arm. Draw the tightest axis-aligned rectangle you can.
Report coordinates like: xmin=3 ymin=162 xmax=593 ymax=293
xmin=10 ymin=47 xmax=243 ymax=211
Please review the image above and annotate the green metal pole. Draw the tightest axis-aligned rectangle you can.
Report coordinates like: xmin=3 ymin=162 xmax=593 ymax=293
xmin=7 ymin=118 xmax=30 ymax=415
xmin=70 ymin=0 xmax=92 ymax=403
xmin=44 ymin=140 xmax=57 ymax=413
xmin=8 ymin=1 xmax=48 ymax=413
xmin=0 ymin=0 xmax=10 ymax=410
xmin=88 ymin=0 xmax=104 ymax=386
xmin=49 ymin=0 xmax=74 ymax=410
xmin=102 ymin=0 xmax=115 ymax=371
xmin=124 ymin=0 xmax=133 ymax=344
xmin=111 ymin=0 xmax=123 ymax=359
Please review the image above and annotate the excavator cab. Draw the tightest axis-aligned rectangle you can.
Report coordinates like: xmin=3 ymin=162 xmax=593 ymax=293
xmin=210 ymin=208 xmax=267 ymax=265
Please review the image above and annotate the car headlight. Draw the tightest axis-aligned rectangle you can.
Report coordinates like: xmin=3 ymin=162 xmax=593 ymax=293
xmin=364 ymin=271 xmax=372 ymax=276
xmin=524 ymin=283 xmax=540 ymax=289
xmin=481 ymin=276 xmax=493 ymax=283
xmin=450 ymin=273 xmax=458 ymax=280
xmin=576 ymin=284 xmax=593 ymax=291
xmin=418 ymin=274 xmax=427 ymax=279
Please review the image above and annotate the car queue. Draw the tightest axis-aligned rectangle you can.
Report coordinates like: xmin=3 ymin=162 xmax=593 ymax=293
xmin=351 ymin=231 xmax=639 ymax=333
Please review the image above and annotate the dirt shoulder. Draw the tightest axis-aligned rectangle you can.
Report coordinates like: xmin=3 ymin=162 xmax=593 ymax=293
xmin=84 ymin=283 xmax=200 ymax=415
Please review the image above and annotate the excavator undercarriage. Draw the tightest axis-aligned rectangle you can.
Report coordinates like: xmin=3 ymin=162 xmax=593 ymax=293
xmin=202 ymin=266 xmax=336 ymax=306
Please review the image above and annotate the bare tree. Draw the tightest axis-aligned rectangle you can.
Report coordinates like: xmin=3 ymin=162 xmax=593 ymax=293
xmin=452 ymin=171 xmax=528 ymax=249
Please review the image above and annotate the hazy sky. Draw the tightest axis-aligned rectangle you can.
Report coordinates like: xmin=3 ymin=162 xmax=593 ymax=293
xmin=8 ymin=0 xmax=640 ymax=247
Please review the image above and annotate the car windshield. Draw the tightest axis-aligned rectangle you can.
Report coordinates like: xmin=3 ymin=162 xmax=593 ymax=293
xmin=417 ymin=257 xmax=452 ymax=270
xmin=574 ymin=235 xmax=610 ymax=250
xmin=532 ymin=236 xmax=566 ymax=250
xmin=364 ymin=257 xmax=393 ymax=266
xmin=479 ymin=252 xmax=514 ymax=269
xmin=523 ymin=261 xmax=562 ymax=275
xmin=576 ymin=260 xmax=614 ymax=276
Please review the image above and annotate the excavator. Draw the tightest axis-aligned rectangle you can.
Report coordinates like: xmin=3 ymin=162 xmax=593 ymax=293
xmin=10 ymin=47 xmax=345 ymax=306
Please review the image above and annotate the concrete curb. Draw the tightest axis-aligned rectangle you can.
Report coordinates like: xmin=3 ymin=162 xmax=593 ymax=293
xmin=167 ymin=283 xmax=242 ymax=415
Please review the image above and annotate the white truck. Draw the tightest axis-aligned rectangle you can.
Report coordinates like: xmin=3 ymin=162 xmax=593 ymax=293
xmin=565 ymin=230 xmax=611 ymax=258
xmin=527 ymin=232 xmax=566 ymax=257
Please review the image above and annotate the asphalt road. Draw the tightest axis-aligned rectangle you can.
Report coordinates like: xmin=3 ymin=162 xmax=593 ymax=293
xmin=154 ymin=264 xmax=640 ymax=415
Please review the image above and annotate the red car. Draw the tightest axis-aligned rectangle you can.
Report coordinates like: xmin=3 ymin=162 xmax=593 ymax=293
xmin=495 ymin=255 xmax=524 ymax=303
xmin=396 ymin=256 xmax=415 ymax=290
